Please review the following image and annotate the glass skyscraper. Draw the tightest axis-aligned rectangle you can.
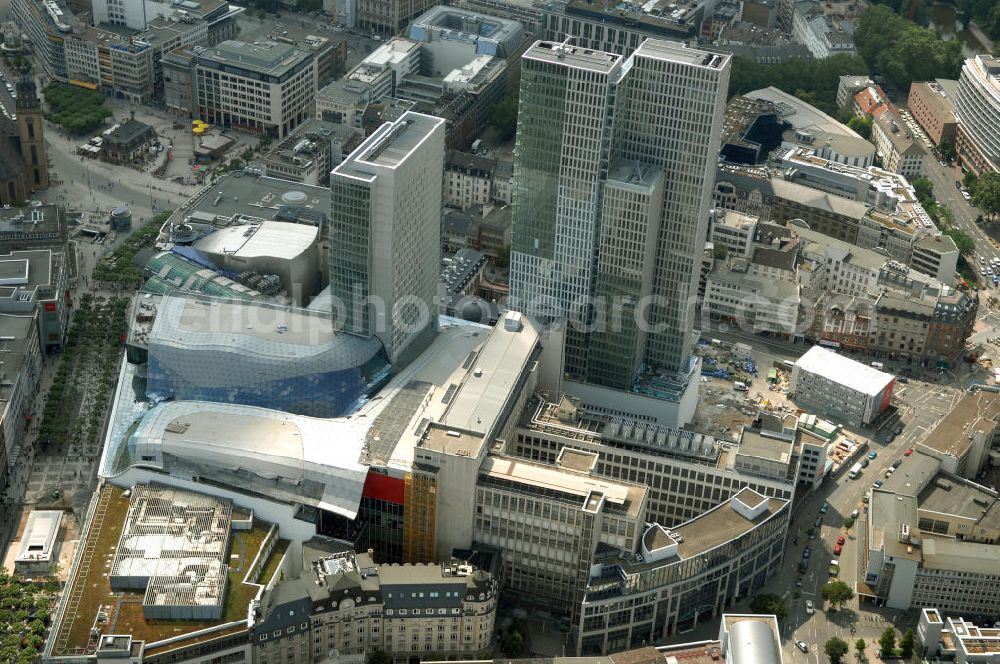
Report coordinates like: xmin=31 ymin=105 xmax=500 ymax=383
xmin=509 ymin=39 xmax=730 ymax=392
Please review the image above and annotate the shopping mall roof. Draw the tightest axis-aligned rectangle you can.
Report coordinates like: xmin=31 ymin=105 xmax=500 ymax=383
xmin=49 ymin=483 xmax=285 ymax=659
xmin=794 ymin=345 xmax=894 ymax=397
xmin=144 ymin=251 xmax=264 ymax=300
xmin=164 ymin=171 xmax=331 ymax=237
xmin=194 ymin=221 xmax=317 ymax=262
xmin=127 ymin=400 xmax=371 ymax=518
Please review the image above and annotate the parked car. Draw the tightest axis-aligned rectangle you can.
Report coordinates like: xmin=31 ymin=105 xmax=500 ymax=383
xmin=796 ymin=641 xmax=809 ymax=653
xmin=805 ymin=600 xmax=815 ymax=615
xmin=851 ymin=509 xmax=860 ymax=519
xmin=837 ymin=535 xmax=846 ymax=545
xmin=892 ymin=459 xmax=903 ymax=469
xmin=904 ymin=448 xmax=914 ymax=456
xmin=820 ymin=502 xmax=829 ymax=514
xmin=834 ymin=544 xmax=842 ymax=555
xmin=814 ymin=517 xmax=823 ymax=528
xmin=873 ymin=480 xmax=884 ymax=488
xmin=885 ymin=469 xmax=894 ymax=478
xmin=898 ymin=376 xmax=909 ymax=383
xmin=868 ymin=451 xmax=878 ymax=460
xmin=803 ymin=546 xmax=811 ymax=559
xmin=894 ymin=424 xmax=903 ymax=435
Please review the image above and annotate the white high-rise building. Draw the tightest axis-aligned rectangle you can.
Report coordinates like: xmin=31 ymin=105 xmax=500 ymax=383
xmin=509 ymin=39 xmax=730 ymax=413
xmin=329 ymin=112 xmax=446 ymax=364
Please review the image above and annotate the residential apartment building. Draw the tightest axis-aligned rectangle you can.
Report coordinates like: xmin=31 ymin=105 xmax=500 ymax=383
xmin=908 ymin=80 xmax=959 ymax=148
xmin=193 ymin=40 xmax=318 ymax=138
xmin=0 ymin=249 xmax=70 ymax=352
xmin=329 ymin=112 xmax=445 ymax=364
xmin=445 ymin=151 xmax=495 ymax=211
xmin=253 ymin=542 xmax=498 ymax=663
xmin=837 ymin=75 xmax=872 ymax=110
xmin=510 ymin=39 xmax=729 ymax=403
xmin=0 ymin=314 xmax=41 ymax=499
xmin=790 ymin=346 xmax=895 ymax=427
xmin=954 ymin=55 xmax=1000 ymax=175
xmin=578 ymin=489 xmax=790 ymax=653
xmin=872 ymin=109 xmax=926 ymax=179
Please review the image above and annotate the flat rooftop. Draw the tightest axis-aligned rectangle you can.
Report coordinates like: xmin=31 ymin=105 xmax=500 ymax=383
xmin=204 ymin=40 xmax=311 ymax=77
xmin=153 ymin=295 xmax=337 ymax=346
xmin=51 ymin=484 xmax=287 ymax=658
xmin=523 ymin=40 xmax=622 ymax=74
xmin=794 ymin=345 xmax=894 ymax=397
xmin=333 ymin=112 xmax=444 ymax=180
xmin=632 ymin=38 xmax=729 ymax=69
xmin=919 ymin=390 xmax=1000 ymax=458
xmin=670 ymin=495 xmax=786 ymax=560
xmin=480 ymin=456 xmax=646 ymax=519
xmin=0 ymin=315 xmax=36 ymax=403
xmin=165 ymin=171 xmax=331 ymax=233
xmin=918 ymin=474 xmax=1000 ymax=531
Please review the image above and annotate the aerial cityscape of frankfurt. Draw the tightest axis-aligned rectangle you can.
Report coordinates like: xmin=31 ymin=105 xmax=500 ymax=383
xmin=1 ymin=0 xmax=1000 ymax=661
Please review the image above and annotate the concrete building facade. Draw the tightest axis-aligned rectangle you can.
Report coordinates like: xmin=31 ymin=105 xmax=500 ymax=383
xmin=329 ymin=112 xmax=446 ymax=364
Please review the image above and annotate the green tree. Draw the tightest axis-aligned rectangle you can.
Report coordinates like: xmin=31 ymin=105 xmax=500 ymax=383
xmin=749 ymin=593 xmax=788 ymax=620
xmin=971 ymin=172 xmax=1000 ymax=219
xmin=847 ymin=115 xmax=873 ymax=140
xmin=502 ymin=630 xmax=524 ymax=657
xmin=854 ymin=6 xmax=963 ymax=91
xmin=964 ymin=171 xmax=979 ymax=190
xmin=820 ymin=580 xmax=855 ymax=610
xmin=939 ymin=138 xmax=956 ymax=162
xmin=42 ymin=83 xmax=113 ymax=134
xmin=912 ymin=177 xmax=934 ymax=206
xmin=900 ymin=629 xmax=915 ymax=660
xmin=713 ymin=244 xmax=729 ymax=260
xmin=826 ymin=637 xmax=850 ymax=664
xmin=879 ymin=628 xmax=897 ymax=659
xmin=367 ymin=649 xmax=392 ymax=664
xmin=728 ymin=54 xmax=868 ymax=115
xmin=843 ymin=516 xmax=855 ymax=530
xmin=856 ymin=638 xmax=868 ymax=662
xmin=944 ymin=227 xmax=976 ymax=256
xmin=488 ymin=87 xmax=519 ymax=141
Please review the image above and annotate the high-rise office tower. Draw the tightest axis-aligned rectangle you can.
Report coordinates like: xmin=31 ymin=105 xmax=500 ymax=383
xmin=330 ymin=111 xmax=446 ymax=364
xmin=510 ymin=39 xmax=730 ymax=409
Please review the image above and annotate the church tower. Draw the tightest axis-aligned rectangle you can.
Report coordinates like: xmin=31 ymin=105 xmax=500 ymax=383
xmin=15 ymin=66 xmax=48 ymax=190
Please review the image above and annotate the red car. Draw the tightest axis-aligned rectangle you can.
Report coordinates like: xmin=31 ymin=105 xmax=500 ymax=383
xmin=904 ymin=448 xmax=914 ymax=456
xmin=834 ymin=544 xmax=842 ymax=555
xmin=836 ymin=535 xmax=846 ymax=545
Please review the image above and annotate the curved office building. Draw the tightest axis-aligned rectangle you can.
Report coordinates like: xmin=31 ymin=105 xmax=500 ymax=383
xmin=146 ymin=294 xmax=390 ymax=417
xmin=576 ymin=487 xmax=789 ymax=654
xmin=105 ymin=400 xmax=371 ymax=519
xmin=955 ymin=55 xmax=1000 ymax=172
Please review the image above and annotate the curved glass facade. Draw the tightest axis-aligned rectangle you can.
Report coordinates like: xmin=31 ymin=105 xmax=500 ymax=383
xmin=146 ymin=295 xmax=391 ymax=417
xmin=955 ymin=56 xmax=1000 ymax=167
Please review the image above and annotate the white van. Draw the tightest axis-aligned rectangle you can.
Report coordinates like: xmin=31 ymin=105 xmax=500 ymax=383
xmin=871 ymin=361 xmax=884 ymax=370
